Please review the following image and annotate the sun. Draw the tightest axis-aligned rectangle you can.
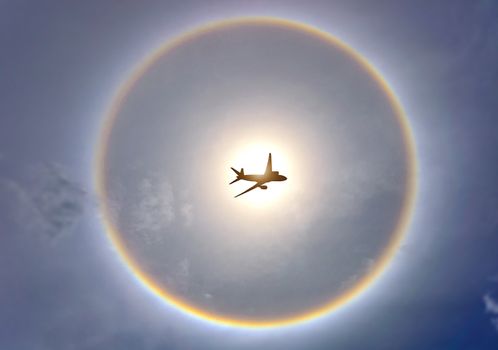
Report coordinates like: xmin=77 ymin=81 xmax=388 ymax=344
xmin=226 ymin=142 xmax=292 ymax=207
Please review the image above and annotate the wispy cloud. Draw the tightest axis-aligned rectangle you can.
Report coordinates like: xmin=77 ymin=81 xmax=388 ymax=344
xmin=131 ymin=176 xmax=196 ymax=240
xmin=0 ymin=163 xmax=86 ymax=240
xmin=483 ymin=293 xmax=498 ymax=333
xmin=492 ymin=318 xmax=498 ymax=332
xmin=130 ymin=176 xmax=177 ymax=246
xmin=484 ymin=294 xmax=498 ymax=314
xmin=31 ymin=164 xmax=86 ymax=239
xmin=181 ymin=203 xmax=194 ymax=227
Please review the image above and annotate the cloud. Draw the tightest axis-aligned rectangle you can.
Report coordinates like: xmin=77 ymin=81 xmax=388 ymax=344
xmin=483 ymin=293 xmax=498 ymax=333
xmin=0 ymin=178 xmax=41 ymax=228
xmin=31 ymin=163 xmax=87 ymax=239
xmin=132 ymin=177 xmax=175 ymax=243
xmin=181 ymin=203 xmax=194 ymax=227
xmin=492 ymin=318 xmax=498 ymax=332
xmin=484 ymin=293 xmax=498 ymax=314
xmin=160 ymin=257 xmax=191 ymax=297
xmin=0 ymin=163 xmax=86 ymax=240
xmin=132 ymin=176 xmax=196 ymax=228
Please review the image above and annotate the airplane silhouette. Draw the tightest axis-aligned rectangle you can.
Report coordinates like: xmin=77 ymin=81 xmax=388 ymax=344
xmin=229 ymin=153 xmax=287 ymax=198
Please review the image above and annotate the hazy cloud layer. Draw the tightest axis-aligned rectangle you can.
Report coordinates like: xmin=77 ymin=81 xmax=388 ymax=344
xmin=2 ymin=1 xmax=498 ymax=349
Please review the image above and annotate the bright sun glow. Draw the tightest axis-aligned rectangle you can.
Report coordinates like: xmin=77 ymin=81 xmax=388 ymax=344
xmin=226 ymin=142 xmax=292 ymax=207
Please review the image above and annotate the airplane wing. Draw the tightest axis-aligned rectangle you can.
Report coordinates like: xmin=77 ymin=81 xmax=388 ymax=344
xmin=235 ymin=182 xmax=263 ymax=198
xmin=229 ymin=178 xmax=240 ymax=185
xmin=264 ymin=153 xmax=272 ymax=175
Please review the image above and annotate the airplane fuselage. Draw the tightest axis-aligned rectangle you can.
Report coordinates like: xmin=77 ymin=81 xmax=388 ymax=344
xmin=239 ymin=173 xmax=287 ymax=183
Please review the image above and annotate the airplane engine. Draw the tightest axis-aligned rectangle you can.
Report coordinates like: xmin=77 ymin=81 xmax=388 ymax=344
xmin=260 ymin=185 xmax=268 ymax=190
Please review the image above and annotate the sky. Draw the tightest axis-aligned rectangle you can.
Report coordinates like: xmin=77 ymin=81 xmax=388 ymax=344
xmin=1 ymin=1 xmax=498 ymax=349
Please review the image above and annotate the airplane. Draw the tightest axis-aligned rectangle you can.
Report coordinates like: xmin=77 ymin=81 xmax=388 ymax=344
xmin=229 ymin=153 xmax=287 ymax=198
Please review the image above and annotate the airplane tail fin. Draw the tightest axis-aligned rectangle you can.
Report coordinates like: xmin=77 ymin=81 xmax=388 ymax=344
xmin=229 ymin=167 xmax=244 ymax=185
xmin=264 ymin=153 xmax=272 ymax=175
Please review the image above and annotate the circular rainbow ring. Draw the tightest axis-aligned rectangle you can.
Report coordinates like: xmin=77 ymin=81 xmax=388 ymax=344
xmin=95 ymin=17 xmax=418 ymax=329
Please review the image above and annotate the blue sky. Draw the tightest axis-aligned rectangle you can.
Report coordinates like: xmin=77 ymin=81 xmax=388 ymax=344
xmin=1 ymin=1 xmax=498 ymax=349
